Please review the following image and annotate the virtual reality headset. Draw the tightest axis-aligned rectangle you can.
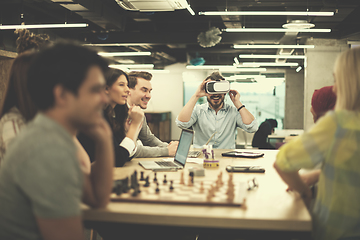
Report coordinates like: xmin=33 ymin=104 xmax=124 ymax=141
xmin=205 ymin=80 xmax=230 ymax=94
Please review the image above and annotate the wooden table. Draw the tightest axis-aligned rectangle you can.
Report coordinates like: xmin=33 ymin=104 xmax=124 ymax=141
xmin=82 ymin=149 xmax=311 ymax=239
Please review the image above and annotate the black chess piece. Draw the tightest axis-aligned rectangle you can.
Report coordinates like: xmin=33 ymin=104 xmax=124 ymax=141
xmin=155 ymin=183 xmax=160 ymax=194
xmin=169 ymin=180 xmax=174 ymax=191
xmin=140 ymin=171 xmax=145 ymax=181
xmin=131 ymin=171 xmax=139 ymax=189
xmin=143 ymin=176 xmax=150 ymax=187
xmin=189 ymin=171 xmax=194 ymax=184
xmin=163 ymin=174 xmax=167 ymax=184
xmin=132 ymin=184 xmax=139 ymax=197
xmin=113 ymin=182 xmax=122 ymax=196
xmin=153 ymin=172 xmax=157 ymax=182
xmin=123 ymin=177 xmax=129 ymax=193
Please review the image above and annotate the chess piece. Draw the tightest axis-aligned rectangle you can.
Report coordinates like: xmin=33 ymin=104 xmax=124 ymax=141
xmin=199 ymin=181 xmax=204 ymax=193
xmin=132 ymin=184 xmax=141 ymax=197
xmin=241 ymin=198 xmax=248 ymax=210
xmin=153 ymin=172 xmax=157 ymax=183
xmin=123 ymin=177 xmax=130 ymax=193
xmin=131 ymin=171 xmax=139 ymax=189
xmin=218 ymin=172 xmax=223 ymax=186
xmin=206 ymin=187 xmax=214 ymax=201
xmin=227 ymin=172 xmax=233 ymax=186
xmin=169 ymin=180 xmax=174 ymax=191
xmin=180 ymin=171 xmax=184 ymax=185
xmin=163 ymin=174 xmax=167 ymax=184
xmin=155 ymin=183 xmax=160 ymax=194
xmin=134 ymin=170 xmax=138 ymax=182
xmin=214 ymin=181 xmax=219 ymax=191
xmin=210 ymin=185 xmax=216 ymax=196
xmin=140 ymin=171 xmax=145 ymax=181
xmin=227 ymin=191 xmax=235 ymax=203
xmin=188 ymin=172 xmax=194 ymax=187
xmin=114 ymin=183 xmax=122 ymax=196
xmin=187 ymin=172 xmax=194 ymax=186
xmin=226 ymin=182 xmax=234 ymax=195
xmin=143 ymin=176 xmax=150 ymax=187
xmin=206 ymin=193 xmax=212 ymax=202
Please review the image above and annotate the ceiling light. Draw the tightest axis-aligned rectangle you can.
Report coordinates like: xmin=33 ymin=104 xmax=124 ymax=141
xmin=282 ymin=20 xmax=315 ymax=29
xmin=199 ymin=11 xmax=334 ymax=16
xmin=221 ymin=68 xmax=267 ymax=72
xmin=109 ymin=64 xmax=154 ymax=69
xmin=186 ymin=65 xmax=266 ymax=71
xmin=116 ymin=59 xmax=136 ymax=64
xmin=140 ymin=69 xmax=170 ymax=73
xmin=264 ymin=78 xmax=285 ymax=81
xmin=233 ymin=57 xmax=240 ymax=65
xmin=0 ymin=23 xmax=88 ymax=30
xmin=186 ymin=65 xmax=236 ymax=70
xmin=228 ymin=75 xmax=266 ymax=80
xmin=296 ymin=66 xmax=303 ymax=72
xmin=224 ymin=28 xmax=331 ymax=33
xmin=186 ymin=5 xmax=195 ymax=15
xmin=84 ymin=43 xmax=151 ymax=46
xmin=233 ymin=44 xmax=314 ymax=49
xmin=239 ymin=54 xmax=306 ymax=59
xmin=242 ymin=62 xmax=299 ymax=67
xmin=98 ymin=52 xmax=152 ymax=57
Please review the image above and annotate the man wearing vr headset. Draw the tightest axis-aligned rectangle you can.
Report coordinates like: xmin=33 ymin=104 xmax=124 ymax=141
xmin=176 ymin=71 xmax=258 ymax=149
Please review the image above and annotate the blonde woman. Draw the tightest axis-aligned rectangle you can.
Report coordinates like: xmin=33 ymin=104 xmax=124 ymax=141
xmin=274 ymin=47 xmax=360 ymax=240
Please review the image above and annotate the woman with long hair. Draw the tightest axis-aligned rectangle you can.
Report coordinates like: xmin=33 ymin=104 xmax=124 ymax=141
xmin=0 ymin=29 xmax=50 ymax=166
xmin=0 ymin=51 xmax=37 ymax=164
xmin=78 ymin=68 xmax=143 ymax=167
xmin=274 ymin=47 xmax=360 ymax=240
xmin=104 ymin=68 xmax=144 ymax=166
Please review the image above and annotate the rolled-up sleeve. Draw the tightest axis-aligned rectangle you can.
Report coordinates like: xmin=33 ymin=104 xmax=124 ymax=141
xmin=175 ymin=110 xmax=198 ymax=129
xmin=236 ymin=114 xmax=258 ymax=133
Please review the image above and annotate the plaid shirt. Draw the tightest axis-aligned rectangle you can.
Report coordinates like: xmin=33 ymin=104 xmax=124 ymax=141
xmin=0 ymin=107 xmax=25 ymax=166
xmin=275 ymin=110 xmax=360 ymax=240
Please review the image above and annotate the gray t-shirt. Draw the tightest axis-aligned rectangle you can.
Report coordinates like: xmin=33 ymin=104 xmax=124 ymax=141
xmin=0 ymin=113 xmax=83 ymax=240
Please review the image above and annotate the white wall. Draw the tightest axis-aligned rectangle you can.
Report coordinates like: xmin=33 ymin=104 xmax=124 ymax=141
xmin=285 ymin=68 xmax=304 ymax=129
xmin=304 ymin=39 xmax=348 ymax=130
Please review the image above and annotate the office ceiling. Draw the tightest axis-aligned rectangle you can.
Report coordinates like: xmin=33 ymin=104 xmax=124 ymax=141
xmin=1 ymin=0 xmax=360 ymax=69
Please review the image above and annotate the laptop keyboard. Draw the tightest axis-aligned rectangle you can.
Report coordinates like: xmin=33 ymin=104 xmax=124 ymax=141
xmin=155 ymin=161 xmax=179 ymax=167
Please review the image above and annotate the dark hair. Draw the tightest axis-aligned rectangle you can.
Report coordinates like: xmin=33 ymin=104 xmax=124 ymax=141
xmin=104 ymin=68 xmax=129 ymax=140
xmin=0 ymin=51 xmax=38 ymax=121
xmin=206 ymin=71 xmax=225 ymax=81
xmin=105 ymin=68 xmax=129 ymax=88
xmin=27 ymin=41 xmax=109 ymax=111
xmin=15 ymin=29 xmax=50 ymax=54
xmin=128 ymin=71 xmax=152 ymax=89
xmin=266 ymin=119 xmax=278 ymax=128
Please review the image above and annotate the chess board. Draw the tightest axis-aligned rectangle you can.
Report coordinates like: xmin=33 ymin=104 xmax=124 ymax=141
xmin=111 ymin=172 xmax=247 ymax=207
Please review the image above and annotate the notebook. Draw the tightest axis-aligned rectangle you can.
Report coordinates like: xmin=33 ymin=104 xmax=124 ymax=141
xmin=139 ymin=129 xmax=194 ymax=170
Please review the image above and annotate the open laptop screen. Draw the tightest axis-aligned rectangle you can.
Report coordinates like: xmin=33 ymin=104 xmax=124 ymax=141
xmin=174 ymin=129 xmax=194 ymax=166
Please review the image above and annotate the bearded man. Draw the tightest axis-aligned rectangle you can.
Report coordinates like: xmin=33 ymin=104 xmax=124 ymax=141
xmin=176 ymin=71 xmax=258 ymax=149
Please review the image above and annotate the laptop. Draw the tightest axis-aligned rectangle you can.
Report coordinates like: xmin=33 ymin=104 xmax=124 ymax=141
xmin=139 ymin=129 xmax=194 ymax=170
